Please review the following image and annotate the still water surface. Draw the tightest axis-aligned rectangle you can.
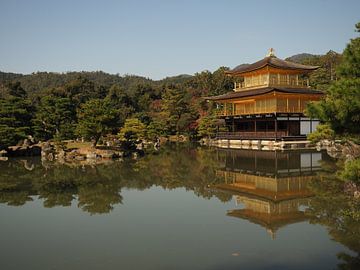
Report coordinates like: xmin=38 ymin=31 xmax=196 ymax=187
xmin=0 ymin=144 xmax=358 ymax=269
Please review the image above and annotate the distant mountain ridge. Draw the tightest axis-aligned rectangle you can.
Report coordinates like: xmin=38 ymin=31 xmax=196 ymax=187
xmin=0 ymin=70 xmax=194 ymax=95
xmin=0 ymin=71 xmax=23 ymax=81
xmin=285 ymin=53 xmax=319 ymax=63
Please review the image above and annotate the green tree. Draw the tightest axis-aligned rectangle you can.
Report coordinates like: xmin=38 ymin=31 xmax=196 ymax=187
xmin=104 ymin=84 xmax=134 ymax=128
xmin=5 ymin=81 xmax=27 ymax=98
xmin=146 ymin=119 xmax=167 ymax=141
xmin=161 ymin=85 xmax=196 ymax=134
xmin=76 ymin=99 xmax=120 ymax=147
xmin=307 ymin=22 xmax=360 ymax=136
xmin=198 ymin=114 xmax=220 ymax=139
xmin=33 ymin=95 xmax=76 ymax=141
xmin=0 ymin=96 xmax=33 ymax=148
xmin=191 ymin=67 xmax=233 ymax=96
xmin=307 ymin=124 xmax=335 ymax=143
xmin=340 ymin=159 xmax=360 ymax=184
xmin=338 ymin=23 xmax=360 ymax=78
xmin=118 ymin=118 xmax=146 ymax=142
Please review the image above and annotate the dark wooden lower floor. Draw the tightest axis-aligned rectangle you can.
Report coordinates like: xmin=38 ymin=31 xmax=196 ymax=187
xmin=216 ymin=131 xmax=306 ymax=140
xmin=218 ymin=114 xmax=319 ymax=140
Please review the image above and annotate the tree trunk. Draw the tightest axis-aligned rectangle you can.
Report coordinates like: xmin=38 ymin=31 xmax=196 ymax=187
xmin=92 ymin=135 xmax=100 ymax=148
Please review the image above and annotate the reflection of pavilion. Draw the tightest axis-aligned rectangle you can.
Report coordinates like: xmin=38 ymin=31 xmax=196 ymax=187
xmin=214 ymin=149 xmax=324 ymax=239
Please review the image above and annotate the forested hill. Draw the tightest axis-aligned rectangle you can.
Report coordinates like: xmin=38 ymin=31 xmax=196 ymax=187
xmin=286 ymin=53 xmax=318 ymax=63
xmin=0 ymin=70 xmax=194 ymax=96
xmin=285 ymin=50 xmax=342 ymax=90
xmin=0 ymin=71 xmax=23 ymax=81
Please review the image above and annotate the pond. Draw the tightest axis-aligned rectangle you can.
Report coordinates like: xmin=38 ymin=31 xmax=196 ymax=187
xmin=0 ymin=144 xmax=359 ymax=270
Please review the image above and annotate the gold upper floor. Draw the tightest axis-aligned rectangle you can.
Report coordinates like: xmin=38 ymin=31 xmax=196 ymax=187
xmin=217 ymin=92 xmax=323 ymax=116
xmin=234 ymin=73 xmax=310 ymax=91
xmin=227 ymin=49 xmax=319 ymax=91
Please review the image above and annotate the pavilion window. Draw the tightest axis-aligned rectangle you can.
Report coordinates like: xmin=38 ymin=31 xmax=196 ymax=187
xmin=267 ymin=121 xmax=275 ymax=131
xmin=278 ymin=121 xmax=287 ymax=130
xmin=257 ymin=121 xmax=267 ymax=131
xmin=261 ymin=74 xmax=268 ymax=85
xmin=288 ymin=99 xmax=298 ymax=112
xmin=289 ymin=75 xmax=297 ymax=86
xmin=277 ymin=98 xmax=287 ymax=112
xmin=266 ymin=98 xmax=276 ymax=111
xmin=280 ymin=74 xmax=287 ymax=84
xmin=269 ymin=74 xmax=277 ymax=85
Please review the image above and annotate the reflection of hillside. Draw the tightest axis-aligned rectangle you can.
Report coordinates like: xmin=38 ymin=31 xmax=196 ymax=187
xmin=0 ymin=145 xmax=232 ymax=214
xmin=214 ymin=149 xmax=326 ymax=238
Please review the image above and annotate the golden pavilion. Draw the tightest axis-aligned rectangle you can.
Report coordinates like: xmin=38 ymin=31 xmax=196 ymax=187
xmin=207 ymin=49 xmax=324 ymax=141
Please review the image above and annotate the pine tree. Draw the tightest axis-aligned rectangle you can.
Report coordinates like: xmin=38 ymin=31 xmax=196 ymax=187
xmin=33 ymin=95 xmax=76 ymax=140
xmin=76 ymin=99 xmax=120 ymax=147
xmin=118 ymin=118 xmax=146 ymax=142
xmin=307 ymin=22 xmax=360 ymax=136
xmin=0 ymin=97 xmax=33 ymax=148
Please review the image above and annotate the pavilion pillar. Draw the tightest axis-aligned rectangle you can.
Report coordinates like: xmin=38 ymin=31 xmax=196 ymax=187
xmin=232 ymin=118 xmax=235 ymax=132
xmin=275 ymin=118 xmax=278 ymax=140
xmin=286 ymin=120 xmax=289 ymax=136
xmin=286 ymin=98 xmax=289 ymax=112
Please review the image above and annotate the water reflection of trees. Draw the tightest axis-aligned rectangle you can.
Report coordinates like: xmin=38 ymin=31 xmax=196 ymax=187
xmin=308 ymin=159 xmax=360 ymax=270
xmin=0 ymin=144 xmax=230 ymax=215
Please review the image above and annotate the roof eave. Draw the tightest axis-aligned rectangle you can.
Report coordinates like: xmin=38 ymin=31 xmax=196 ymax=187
xmin=226 ymin=64 xmax=320 ymax=76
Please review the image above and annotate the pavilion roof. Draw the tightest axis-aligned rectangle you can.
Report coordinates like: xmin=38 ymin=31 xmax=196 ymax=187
xmin=227 ymin=56 xmax=319 ymax=75
xmin=204 ymin=87 xmax=324 ymax=101
xmin=227 ymin=209 xmax=309 ymax=232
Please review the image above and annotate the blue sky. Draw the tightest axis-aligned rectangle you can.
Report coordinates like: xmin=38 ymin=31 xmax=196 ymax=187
xmin=0 ymin=0 xmax=359 ymax=79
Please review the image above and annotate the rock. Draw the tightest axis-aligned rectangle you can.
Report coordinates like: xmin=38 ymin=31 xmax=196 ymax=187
xmin=75 ymin=155 xmax=86 ymax=161
xmin=28 ymin=135 xmax=35 ymax=144
xmin=65 ymin=150 xmax=77 ymax=160
xmin=22 ymin=160 xmax=35 ymax=171
xmin=41 ymin=143 xmax=55 ymax=160
xmin=0 ymin=157 xmax=8 ymax=161
xmin=324 ymin=140 xmax=360 ymax=160
xmin=115 ymin=151 xmax=124 ymax=158
xmin=86 ymin=152 xmax=97 ymax=159
xmin=56 ymin=150 xmax=66 ymax=160
xmin=100 ymin=150 xmax=116 ymax=159
xmin=136 ymin=142 xmax=144 ymax=150
xmin=22 ymin=139 xmax=31 ymax=147
xmin=154 ymin=142 xmax=160 ymax=150
xmin=41 ymin=142 xmax=53 ymax=153
xmin=0 ymin=149 xmax=7 ymax=157
xmin=132 ymin=150 xmax=144 ymax=159
xmin=47 ymin=152 xmax=54 ymax=161
xmin=354 ymin=191 xmax=360 ymax=200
